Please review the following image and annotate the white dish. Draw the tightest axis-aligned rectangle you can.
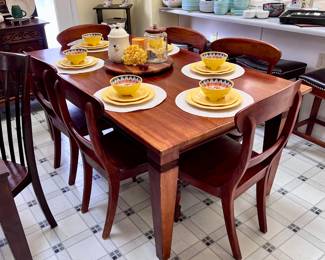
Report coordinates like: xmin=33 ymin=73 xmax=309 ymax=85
xmin=256 ymin=10 xmax=269 ymax=19
xmin=6 ymin=0 xmax=36 ymax=17
xmin=243 ymin=9 xmax=256 ymax=19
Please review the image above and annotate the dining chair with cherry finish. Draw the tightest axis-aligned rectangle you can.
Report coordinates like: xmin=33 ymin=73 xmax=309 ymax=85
xmin=176 ymin=81 xmax=302 ymax=259
xmin=210 ymin=37 xmax=282 ymax=74
xmin=0 ymin=52 xmax=57 ymax=228
xmin=56 ymin=24 xmax=111 ymax=50
xmin=54 ymin=75 xmax=148 ymax=238
xmin=30 ymin=58 xmax=89 ymax=185
xmin=0 ymin=160 xmax=32 ymax=260
xmin=166 ymin=26 xmax=209 ymax=53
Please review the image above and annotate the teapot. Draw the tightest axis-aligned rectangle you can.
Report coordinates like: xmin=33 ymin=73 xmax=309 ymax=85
xmin=108 ymin=26 xmax=130 ymax=63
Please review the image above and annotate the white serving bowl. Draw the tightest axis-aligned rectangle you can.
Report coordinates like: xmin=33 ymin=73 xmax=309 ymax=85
xmin=243 ymin=9 xmax=256 ymax=18
xmin=256 ymin=10 xmax=269 ymax=19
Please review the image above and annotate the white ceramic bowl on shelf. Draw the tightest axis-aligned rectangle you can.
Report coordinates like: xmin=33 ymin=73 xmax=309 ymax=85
xmin=199 ymin=0 xmax=214 ymax=13
xmin=243 ymin=9 xmax=256 ymax=18
xmin=162 ymin=0 xmax=182 ymax=8
xmin=256 ymin=10 xmax=270 ymax=19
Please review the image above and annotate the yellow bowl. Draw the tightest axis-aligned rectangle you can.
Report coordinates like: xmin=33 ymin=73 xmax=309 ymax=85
xmin=110 ymin=75 xmax=142 ymax=96
xmin=63 ymin=48 xmax=87 ymax=65
xmin=201 ymin=51 xmax=228 ymax=70
xmin=199 ymin=78 xmax=234 ymax=101
xmin=82 ymin=33 xmax=103 ymax=46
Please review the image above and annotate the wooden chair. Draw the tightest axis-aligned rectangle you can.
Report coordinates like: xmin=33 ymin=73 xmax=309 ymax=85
xmin=210 ymin=37 xmax=282 ymax=74
xmin=54 ymin=74 xmax=148 ymax=239
xmin=56 ymin=24 xmax=111 ymax=50
xmin=177 ymin=81 xmax=302 ymax=259
xmin=0 ymin=53 xmax=57 ymax=232
xmin=30 ymin=58 xmax=89 ymax=185
xmin=0 ymin=160 xmax=32 ymax=260
xmin=166 ymin=26 xmax=209 ymax=53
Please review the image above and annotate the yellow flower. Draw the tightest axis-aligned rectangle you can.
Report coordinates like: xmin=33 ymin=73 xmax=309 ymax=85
xmin=123 ymin=45 xmax=147 ymax=65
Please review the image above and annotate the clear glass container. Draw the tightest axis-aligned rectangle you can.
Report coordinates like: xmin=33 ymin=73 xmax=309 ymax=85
xmin=144 ymin=25 xmax=168 ymax=64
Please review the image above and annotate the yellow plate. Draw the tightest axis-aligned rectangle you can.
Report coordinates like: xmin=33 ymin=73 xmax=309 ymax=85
xmin=168 ymin=44 xmax=174 ymax=52
xmin=102 ymin=84 xmax=150 ymax=103
xmin=191 ymin=88 xmax=241 ymax=107
xmin=56 ymin=56 xmax=98 ymax=69
xmin=186 ymin=89 xmax=242 ymax=110
xmin=190 ymin=61 xmax=235 ymax=75
xmin=78 ymin=40 xmax=109 ymax=49
xmin=101 ymin=85 xmax=155 ymax=106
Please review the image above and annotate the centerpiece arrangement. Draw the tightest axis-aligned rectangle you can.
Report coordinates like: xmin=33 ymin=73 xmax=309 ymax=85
xmin=105 ymin=25 xmax=174 ymax=76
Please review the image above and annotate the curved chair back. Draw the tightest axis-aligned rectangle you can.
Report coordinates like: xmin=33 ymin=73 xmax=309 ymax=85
xmin=210 ymin=38 xmax=281 ymax=74
xmin=57 ymin=24 xmax=111 ymax=50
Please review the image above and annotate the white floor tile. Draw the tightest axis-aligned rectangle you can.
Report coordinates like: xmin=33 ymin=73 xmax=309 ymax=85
xmin=172 ymin=223 xmax=199 ymax=254
xmin=305 ymin=217 xmax=325 ymax=242
xmin=191 ymin=207 xmax=225 ymax=234
xmin=191 ymin=248 xmax=221 ymax=260
xmin=27 ymin=231 xmax=50 ymax=256
xmin=110 ymin=218 xmax=142 ymax=247
xmin=270 ymin=197 xmax=306 ymax=222
xmin=125 ymin=241 xmax=158 ymax=260
xmin=292 ymin=183 xmax=325 ymax=205
xmin=56 ymin=214 xmax=88 ymax=241
xmin=120 ymin=185 xmax=149 ymax=207
xmin=67 ymin=236 xmax=107 ymax=260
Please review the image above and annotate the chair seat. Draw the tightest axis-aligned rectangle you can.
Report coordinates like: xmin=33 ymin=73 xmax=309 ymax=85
xmin=5 ymin=161 xmax=29 ymax=196
xmin=179 ymin=136 xmax=266 ymax=197
xmin=235 ymin=55 xmax=307 ymax=79
xmin=300 ymin=68 xmax=325 ymax=91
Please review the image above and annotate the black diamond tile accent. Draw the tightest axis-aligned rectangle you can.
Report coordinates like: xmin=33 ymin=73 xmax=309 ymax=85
xmin=124 ymin=208 xmax=135 ymax=216
xmin=179 ymin=180 xmax=188 ymax=188
xmin=298 ymin=175 xmax=308 ymax=182
xmin=27 ymin=200 xmax=37 ymax=207
xmin=109 ymin=249 xmax=122 ymax=259
xmin=61 ymin=187 xmax=70 ymax=193
xmin=49 ymin=171 xmax=58 ymax=177
xmin=310 ymin=206 xmax=322 ymax=215
xmin=90 ymin=225 xmax=102 ymax=234
xmin=288 ymin=223 xmax=300 ymax=233
xmin=177 ymin=213 xmax=187 ymax=222
xmin=262 ymin=242 xmax=276 ymax=253
xmin=135 ymin=177 xmax=144 ymax=184
xmin=39 ymin=220 xmax=49 ymax=229
xmin=39 ymin=158 xmax=47 ymax=163
xmin=93 ymin=174 xmax=101 ymax=180
xmin=203 ymin=198 xmax=214 ymax=206
xmin=235 ymin=219 xmax=242 ymax=227
xmin=74 ymin=204 xmax=82 ymax=212
xmin=278 ymin=188 xmax=288 ymax=195
xmin=144 ymin=230 xmax=154 ymax=240
xmin=52 ymin=243 xmax=64 ymax=254
xmin=317 ymin=163 xmax=325 ymax=170
xmin=288 ymin=151 xmax=297 ymax=156
xmin=304 ymin=142 xmax=313 ymax=147
xmin=171 ymin=257 xmax=180 ymax=260
xmin=202 ymin=236 xmax=215 ymax=246
xmin=0 ymin=238 xmax=8 ymax=248
xmin=39 ymin=119 xmax=46 ymax=124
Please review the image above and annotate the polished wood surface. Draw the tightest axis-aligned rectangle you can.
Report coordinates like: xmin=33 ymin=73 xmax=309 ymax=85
xmin=210 ymin=38 xmax=282 ymax=74
xmin=56 ymin=24 xmax=111 ymax=50
xmin=178 ymin=81 xmax=302 ymax=259
xmin=166 ymin=26 xmax=208 ymax=53
xmin=105 ymin=57 xmax=173 ymax=76
xmin=29 ymin=48 xmax=311 ymax=260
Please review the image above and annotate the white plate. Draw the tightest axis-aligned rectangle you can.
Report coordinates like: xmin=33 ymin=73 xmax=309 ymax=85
xmin=94 ymin=84 xmax=167 ymax=113
xmin=6 ymin=0 xmax=36 ymax=17
xmin=55 ymin=58 xmax=105 ymax=75
xmin=168 ymin=44 xmax=180 ymax=56
xmin=181 ymin=63 xmax=245 ymax=81
xmin=175 ymin=88 xmax=254 ymax=118
xmin=71 ymin=44 xmax=108 ymax=53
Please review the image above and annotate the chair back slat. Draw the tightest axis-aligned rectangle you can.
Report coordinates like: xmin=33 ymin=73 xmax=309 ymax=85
xmin=57 ymin=24 xmax=111 ymax=50
xmin=210 ymin=38 xmax=281 ymax=74
xmin=0 ymin=112 xmax=7 ymax=159
xmin=228 ymin=81 xmax=302 ymax=188
xmin=166 ymin=26 xmax=208 ymax=53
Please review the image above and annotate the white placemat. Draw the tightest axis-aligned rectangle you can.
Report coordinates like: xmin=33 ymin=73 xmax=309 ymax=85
xmin=168 ymin=44 xmax=180 ymax=56
xmin=56 ymin=58 xmax=105 ymax=75
xmin=94 ymin=84 xmax=167 ymax=113
xmin=181 ymin=63 xmax=245 ymax=81
xmin=175 ymin=89 xmax=254 ymax=118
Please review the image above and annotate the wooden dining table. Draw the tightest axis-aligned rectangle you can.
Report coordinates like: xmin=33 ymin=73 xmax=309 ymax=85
xmin=29 ymin=48 xmax=311 ymax=260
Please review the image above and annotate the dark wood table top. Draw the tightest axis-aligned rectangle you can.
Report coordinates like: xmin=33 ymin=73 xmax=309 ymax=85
xmin=29 ymin=48 xmax=311 ymax=161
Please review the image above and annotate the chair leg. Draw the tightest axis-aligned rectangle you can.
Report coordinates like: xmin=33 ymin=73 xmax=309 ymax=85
xmin=306 ymin=96 xmax=322 ymax=136
xmin=81 ymin=157 xmax=93 ymax=213
xmin=174 ymin=181 xmax=182 ymax=222
xmin=0 ymin=180 xmax=33 ymax=260
xmin=221 ymin=196 xmax=242 ymax=260
xmin=256 ymin=176 xmax=268 ymax=233
xmin=102 ymin=177 xmax=120 ymax=239
xmin=68 ymin=138 xmax=79 ymax=186
xmin=52 ymin=127 xmax=61 ymax=169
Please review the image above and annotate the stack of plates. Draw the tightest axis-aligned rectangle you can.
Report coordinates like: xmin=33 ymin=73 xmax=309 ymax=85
xmin=101 ymin=84 xmax=155 ymax=106
xmin=190 ymin=61 xmax=236 ymax=76
xmin=56 ymin=56 xmax=99 ymax=70
xmin=186 ymin=88 xmax=242 ymax=110
xmin=76 ymin=40 xmax=109 ymax=51
xmin=168 ymin=44 xmax=174 ymax=53
xmin=182 ymin=0 xmax=200 ymax=11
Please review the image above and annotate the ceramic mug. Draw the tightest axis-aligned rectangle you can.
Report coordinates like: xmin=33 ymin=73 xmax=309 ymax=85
xmin=11 ymin=5 xmax=27 ymax=19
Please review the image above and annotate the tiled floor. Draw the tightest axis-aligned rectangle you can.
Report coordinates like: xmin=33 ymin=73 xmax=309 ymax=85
xmin=1 ymin=109 xmax=325 ymax=260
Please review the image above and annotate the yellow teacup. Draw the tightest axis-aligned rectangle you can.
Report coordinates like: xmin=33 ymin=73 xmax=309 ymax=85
xmin=82 ymin=33 xmax=103 ymax=46
xmin=110 ymin=75 xmax=142 ymax=96
xmin=63 ymin=48 xmax=87 ymax=65
xmin=199 ymin=78 xmax=233 ymax=101
xmin=201 ymin=51 xmax=228 ymax=71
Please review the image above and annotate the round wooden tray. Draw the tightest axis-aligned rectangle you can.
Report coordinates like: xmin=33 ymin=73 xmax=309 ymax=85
xmin=105 ymin=57 xmax=173 ymax=76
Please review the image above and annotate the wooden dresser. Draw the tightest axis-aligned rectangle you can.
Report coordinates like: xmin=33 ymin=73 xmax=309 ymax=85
xmin=0 ymin=19 xmax=48 ymax=53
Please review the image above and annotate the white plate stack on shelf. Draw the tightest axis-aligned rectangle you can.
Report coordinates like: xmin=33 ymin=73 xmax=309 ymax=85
xmin=200 ymin=0 xmax=214 ymax=13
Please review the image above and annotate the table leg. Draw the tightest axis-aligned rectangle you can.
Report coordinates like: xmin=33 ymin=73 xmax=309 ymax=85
xmin=96 ymin=9 xmax=103 ymax=24
xmin=149 ymin=163 xmax=178 ymax=260
xmin=264 ymin=114 xmax=283 ymax=195
xmin=126 ymin=9 xmax=131 ymax=34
